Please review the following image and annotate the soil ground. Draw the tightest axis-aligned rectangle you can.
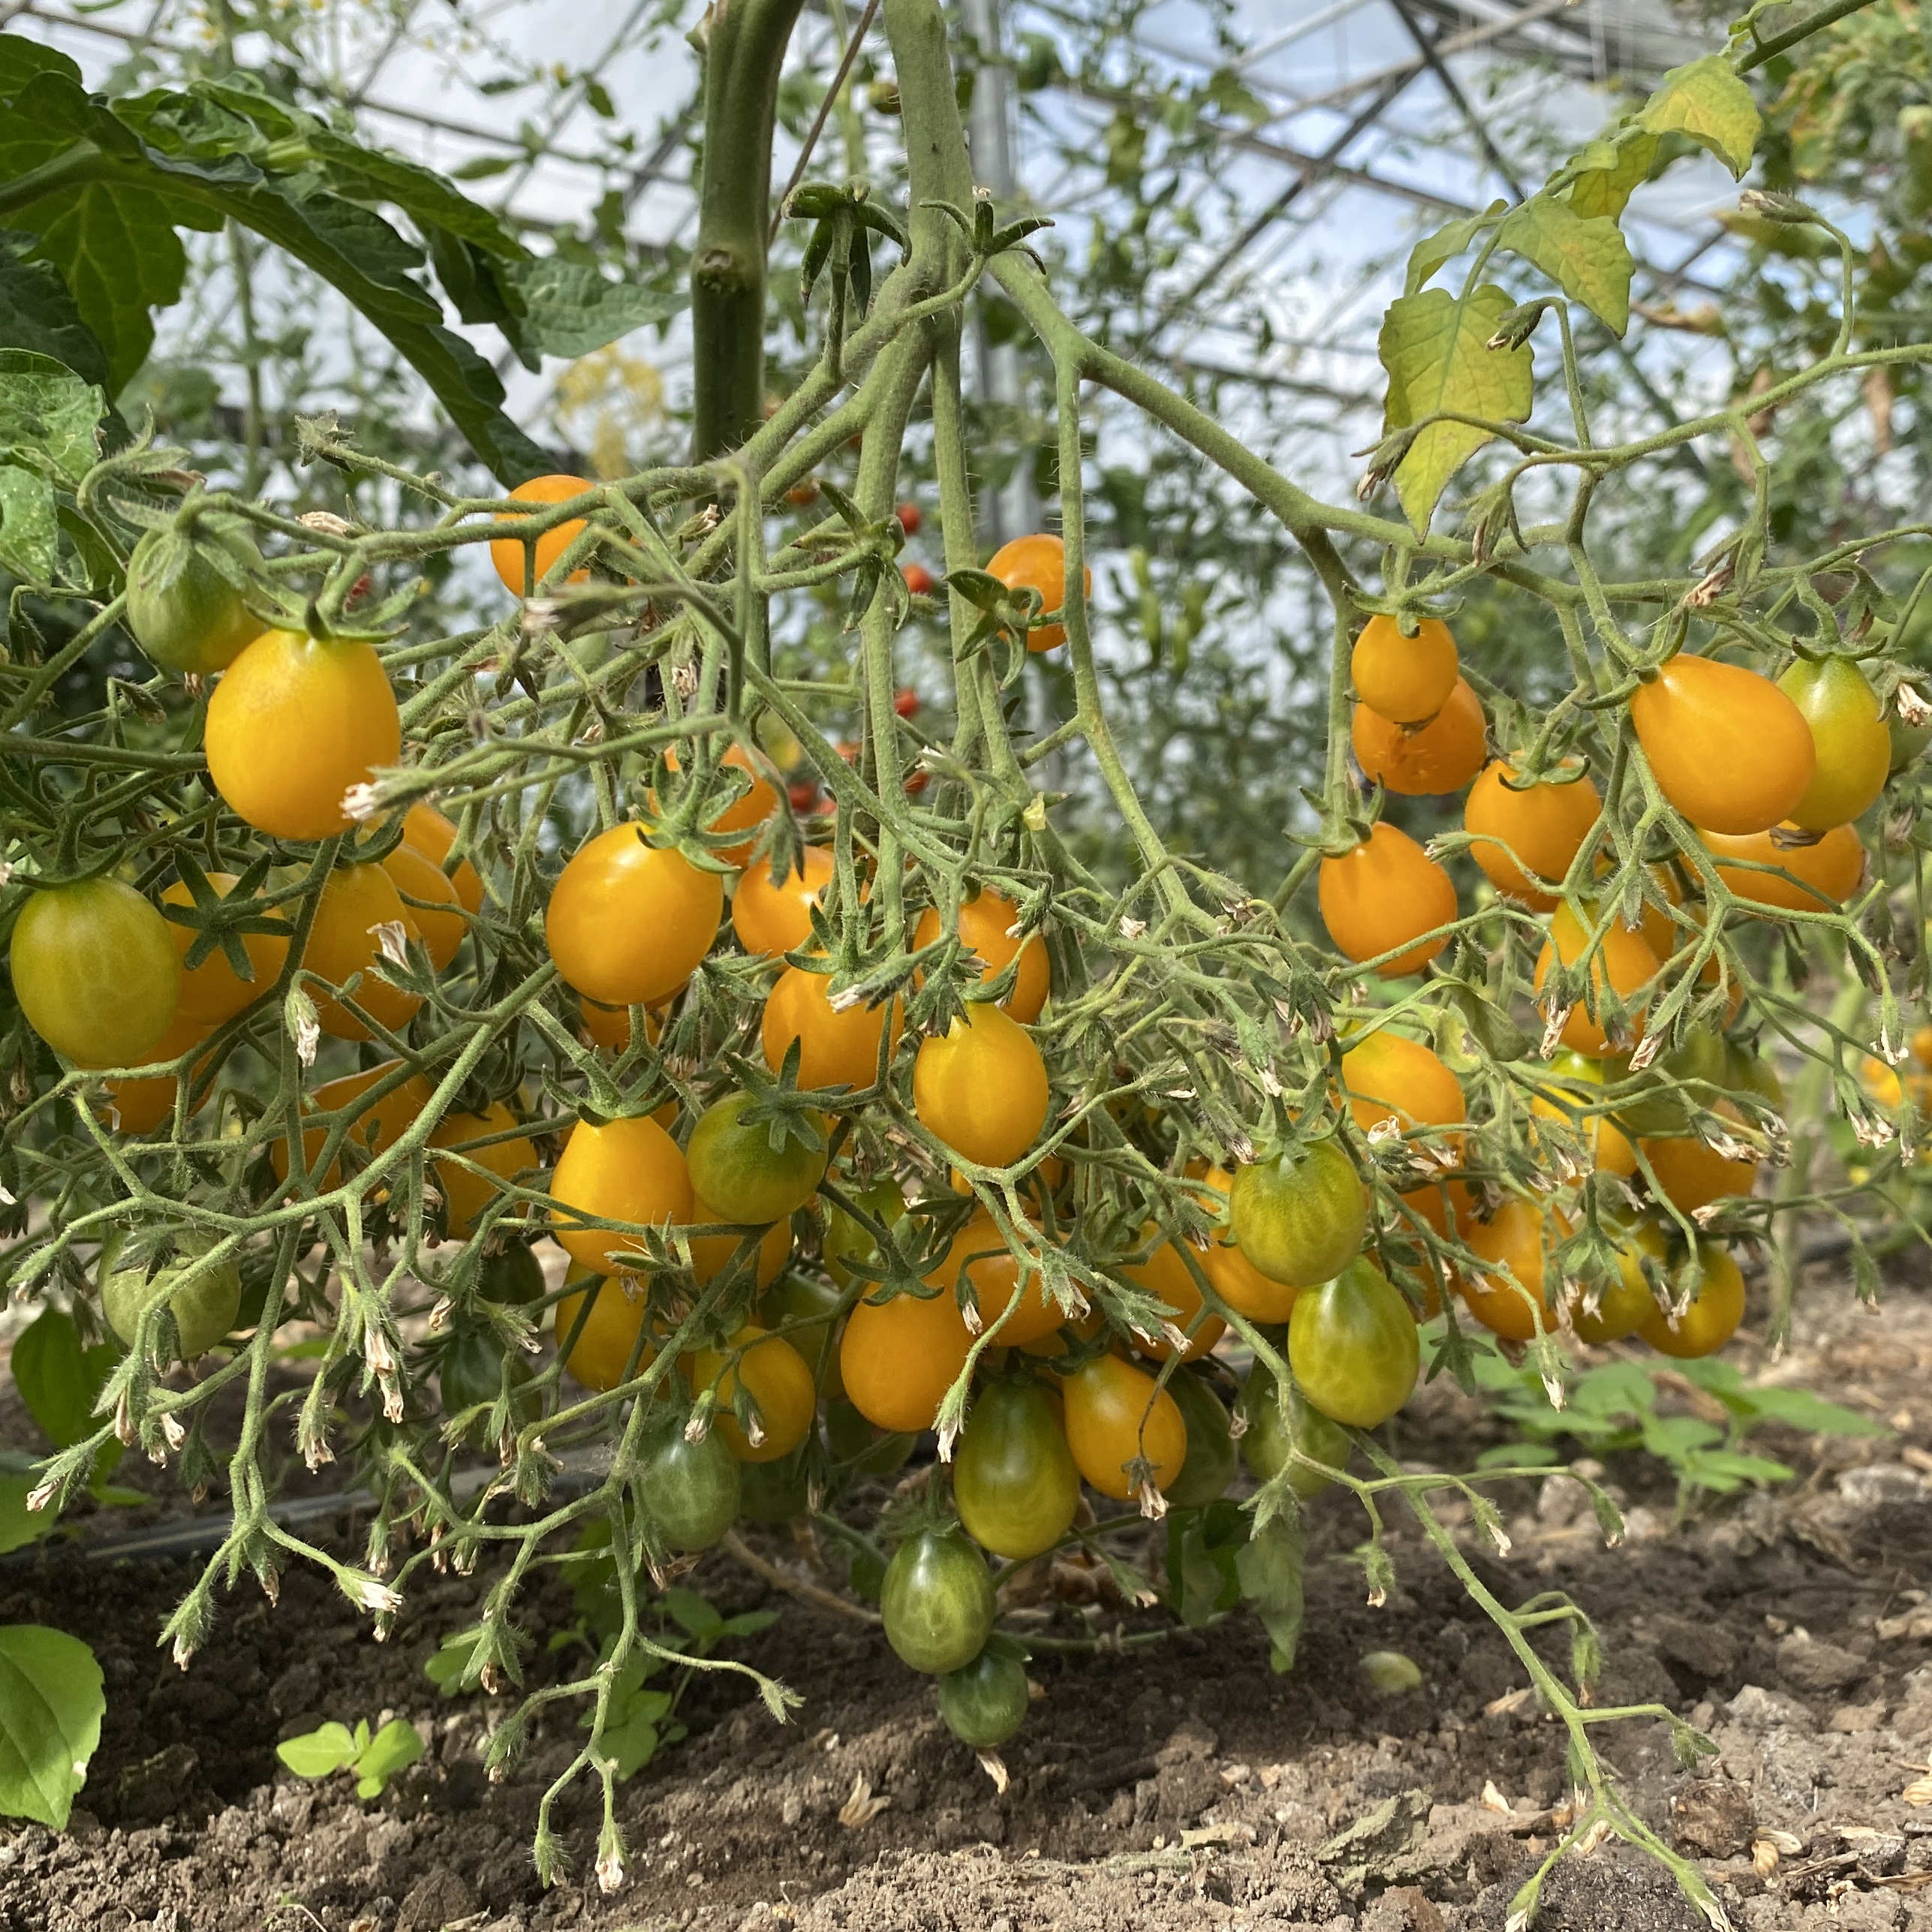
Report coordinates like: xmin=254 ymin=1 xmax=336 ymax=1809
xmin=2 ymin=1256 xmax=1930 ymax=1932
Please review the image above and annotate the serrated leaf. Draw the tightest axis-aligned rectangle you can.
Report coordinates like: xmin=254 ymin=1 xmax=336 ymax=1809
xmin=1377 ymin=281 xmax=1533 ymax=534
xmin=1562 ymin=131 xmax=1662 ymax=221
xmin=0 ymin=233 xmax=113 ymax=391
xmin=492 ymin=255 xmax=685 ymax=360
xmin=277 ymin=1721 xmax=358 ymax=1780
xmin=0 ymin=1626 xmax=104 ymax=1830
xmin=1497 ymin=197 xmax=1631 ymax=334
xmin=1637 ymin=56 xmax=1760 ymax=179
xmin=1404 ymin=202 xmax=1507 ymax=296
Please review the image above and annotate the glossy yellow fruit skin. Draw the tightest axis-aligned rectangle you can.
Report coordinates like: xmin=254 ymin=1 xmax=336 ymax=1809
xmin=1350 ymin=614 xmax=1458 ymax=725
xmin=1566 ymin=1220 xmax=1666 ymax=1344
xmin=913 ymin=888 xmax=1050 ymax=1022
xmin=304 ymin=862 xmax=424 ymax=1041
xmin=913 ymin=1005 xmax=1049 ymax=1168
xmin=686 ymin=1326 xmax=816 ymax=1462
xmin=104 ymin=1010 xmax=213 ymax=1134
xmin=11 ymin=880 xmax=179 ymax=1068
xmin=1062 ymin=1355 xmax=1187 ymax=1501
xmin=545 ymin=823 xmax=723 ymax=1010
xmin=1531 ymin=903 xmax=1659 ymax=1055
xmin=431 ymin=1101 xmax=539 ymax=1237
xmin=1193 ymin=1166 xmax=1299 ymax=1322
xmin=1529 ymin=1050 xmax=1638 ymax=1178
xmin=549 ymin=1113 xmax=693 ymax=1277
xmin=162 ymin=874 xmax=289 ymax=1025
xmin=555 ymin=1275 xmax=654 ymax=1391
xmin=205 ymin=630 xmax=402 ymax=841
xmin=1463 ymin=761 xmax=1601 ymax=910
xmin=733 ymin=847 xmax=835 ymax=958
xmin=1318 ymin=823 xmax=1458 ymax=978
xmin=490 ymin=474 xmax=593 ymax=594
xmin=380 ymin=840 xmax=465 ymax=971
xmin=1630 ymin=655 xmax=1814 ymax=836
xmin=1701 ymin=823 xmax=1864 ymax=913
xmin=1638 ymin=1246 xmax=1746 ymax=1359
xmin=1777 ymin=656 xmax=1891 ymax=832
xmin=1120 ymin=1226 xmax=1225 ymax=1362
xmin=401 ymin=802 xmax=483 ymax=913
xmin=761 ymin=964 xmax=903 ymax=1090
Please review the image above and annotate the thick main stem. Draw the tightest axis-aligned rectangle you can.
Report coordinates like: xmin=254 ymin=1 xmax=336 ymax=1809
xmin=691 ymin=0 xmax=808 ymax=461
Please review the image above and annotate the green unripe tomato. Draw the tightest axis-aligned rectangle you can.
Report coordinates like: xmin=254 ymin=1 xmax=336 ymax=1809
xmin=479 ymin=1241 xmax=546 ymax=1307
xmin=686 ymin=1091 xmax=827 ymax=1225
xmin=953 ymin=1377 xmax=1079 ymax=1559
xmin=880 ymin=1527 xmax=996 ymax=1675
xmin=104 ymin=1247 xmax=242 ymax=1360
xmin=636 ymin=1418 xmax=742 ymax=1551
xmin=823 ymin=1177 xmax=907 ymax=1289
xmin=1888 ymin=715 xmax=1931 ymax=776
xmin=1236 ymin=1364 xmax=1353 ymax=1497
xmin=1228 ymin=1139 xmax=1367 ymax=1286
xmin=1163 ymin=1368 xmax=1238 ymax=1508
xmin=937 ymin=1645 xmax=1031 ymax=1748
xmin=1286 ymin=1256 xmax=1418 ymax=1430
xmin=438 ymin=1324 xmax=535 ymax=1442
xmin=1612 ymin=1025 xmax=1728 ymax=1139
xmin=125 ymin=524 xmax=264 ymax=675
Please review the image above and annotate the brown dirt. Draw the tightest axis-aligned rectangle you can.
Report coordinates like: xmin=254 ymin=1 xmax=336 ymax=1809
xmin=3 ymin=1265 xmax=1932 ymax=1932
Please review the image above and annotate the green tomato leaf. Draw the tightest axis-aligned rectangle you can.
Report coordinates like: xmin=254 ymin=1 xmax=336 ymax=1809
xmin=1404 ymin=202 xmax=1508 ymax=296
xmin=424 ymin=1627 xmax=486 ymax=1696
xmin=660 ymin=1588 xmax=724 ymax=1643
xmin=495 ymin=255 xmax=685 ymax=360
xmin=1636 ymin=56 xmax=1760 ymax=179
xmin=1497 ymin=197 xmax=1632 ymax=335
xmin=0 ymin=462 xmax=57 ymax=589
xmin=11 ymin=1306 xmax=115 ymax=1453
xmin=0 ymin=1626 xmax=104 ymax=1830
xmin=0 ymin=235 xmax=113 ymax=392
xmin=1562 ymin=131 xmax=1663 ymax=221
xmin=0 ymin=1476 xmax=53 ymax=1556
xmin=1235 ymin=1512 xmax=1305 ymax=1672
xmin=1377 ymin=281 xmax=1533 ymax=534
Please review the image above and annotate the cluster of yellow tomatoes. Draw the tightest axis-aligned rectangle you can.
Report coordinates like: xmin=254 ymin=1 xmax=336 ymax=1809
xmin=6 ymin=480 xmax=1897 ymax=1744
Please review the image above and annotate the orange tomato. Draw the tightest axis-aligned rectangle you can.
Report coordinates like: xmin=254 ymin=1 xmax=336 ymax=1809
xmin=840 ymin=1283 xmax=974 ymax=1432
xmin=762 ymin=964 xmax=903 ymax=1090
xmin=666 ymin=742 xmax=778 ymax=868
xmin=688 ymin=1196 xmax=793 ymax=1289
xmin=1350 ymin=678 xmax=1486 ymax=795
xmin=303 ymin=863 xmax=424 ymax=1040
xmin=103 ymin=1009 xmax=214 ymax=1135
xmin=549 ymin=1112 xmax=692 ymax=1277
xmin=206 ymin=629 xmax=400 ymax=842
xmin=1061 ymin=1355 xmax=1187 ymax=1501
xmin=986 ymin=532 xmax=1091 ymax=652
xmin=489 ymin=474 xmax=593 ymax=594
xmin=926 ymin=1211 xmax=1062 ymax=1347
xmin=1700 ymin=823 xmax=1864 ymax=913
xmin=685 ymin=1325 xmax=816 ymax=1461
xmin=1319 ymin=823 xmax=1458 ymax=977
xmin=1464 ymin=761 xmax=1602 ymax=910
xmin=1630 ymin=655 xmax=1815 ymax=835
xmin=430 ymin=1100 xmax=539 ymax=1237
xmin=913 ymin=888 xmax=1050 ymax=1024
xmin=1191 ymin=1165 xmax=1299 ymax=1323
xmin=1914 ymin=1024 xmax=1932 ymax=1070
xmin=1462 ymin=1198 xmax=1566 ymax=1342
xmin=1350 ymin=613 xmax=1458 ymax=725
xmin=1531 ymin=902 xmax=1660 ymax=1055
xmin=546 ymin=822 xmax=723 ymax=1009
xmin=1340 ymin=1031 xmax=1465 ymax=1153
xmin=1639 ymin=1104 xmax=1758 ymax=1214
xmin=270 ymin=1059 xmax=435 ymax=1188
xmin=1121 ymin=1227 xmax=1224 ymax=1362
xmin=913 ymin=1005 xmax=1049 ymax=1168
xmin=555 ymin=1274 xmax=655 ymax=1392
xmin=401 ymin=802 xmax=483 ymax=914
xmin=733 ymin=846 xmax=835 ymax=958
xmin=380 ymin=838 xmax=466 ymax=971
xmin=1637 ymin=1244 xmax=1745 ymax=1358
xmin=1528 ymin=1050 xmax=1639 ymax=1178
xmin=162 ymin=874 xmax=290 ymax=1025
